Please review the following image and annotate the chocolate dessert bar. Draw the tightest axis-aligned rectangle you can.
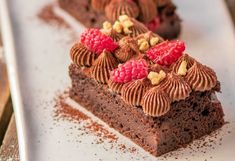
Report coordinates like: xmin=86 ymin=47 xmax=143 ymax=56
xmin=58 ymin=0 xmax=181 ymax=39
xmin=68 ymin=16 xmax=224 ymax=156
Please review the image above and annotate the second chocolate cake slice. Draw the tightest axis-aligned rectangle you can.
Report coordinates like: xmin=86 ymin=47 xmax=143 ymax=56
xmin=68 ymin=16 xmax=225 ymax=156
xmin=58 ymin=0 xmax=181 ymax=39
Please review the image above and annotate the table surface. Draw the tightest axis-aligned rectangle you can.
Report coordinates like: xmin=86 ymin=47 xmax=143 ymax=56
xmin=0 ymin=1 xmax=235 ymax=160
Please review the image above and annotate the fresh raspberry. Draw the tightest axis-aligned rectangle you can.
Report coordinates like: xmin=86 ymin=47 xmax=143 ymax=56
xmin=146 ymin=40 xmax=185 ymax=66
xmin=110 ymin=59 xmax=148 ymax=83
xmin=145 ymin=16 xmax=160 ymax=32
xmin=80 ymin=28 xmax=118 ymax=54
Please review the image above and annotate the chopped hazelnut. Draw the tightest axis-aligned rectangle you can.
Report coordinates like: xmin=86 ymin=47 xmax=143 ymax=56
xmin=103 ymin=21 xmax=112 ymax=30
xmin=148 ymin=70 xmax=166 ymax=85
xmin=150 ymin=37 xmax=159 ymax=46
xmin=119 ymin=15 xmax=130 ymax=22
xmin=177 ymin=60 xmax=187 ymax=76
xmin=148 ymin=71 xmax=158 ymax=79
xmin=137 ymin=38 xmax=146 ymax=45
xmin=123 ymin=27 xmax=132 ymax=34
xmin=159 ymin=70 xmax=166 ymax=78
xmin=122 ymin=20 xmax=134 ymax=28
xmin=139 ymin=40 xmax=149 ymax=51
xmin=113 ymin=21 xmax=123 ymax=33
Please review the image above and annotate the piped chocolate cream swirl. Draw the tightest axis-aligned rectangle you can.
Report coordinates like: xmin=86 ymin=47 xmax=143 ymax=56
xmin=109 ymin=29 xmax=124 ymax=42
xmin=121 ymin=79 xmax=149 ymax=106
xmin=171 ymin=54 xmax=194 ymax=74
xmin=108 ymin=79 xmax=124 ymax=93
xmin=160 ymin=73 xmax=191 ymax=101
xmin=114 ymin=36 xmax=140 ymax=62
xmin=70 ymin=43 xmax=96 ymax=67
xmin=185 ymin=62 xmax=217 ymax=92
xmin=91 ymin=0 xmax=111 ymax=12
xmin=91 ymin=50 xmax=118 ymax=84
xmin=128 ymin=18 xmax=149 ymax=37
xmin=137 ymin=0 xmax=157 ymax=23
xmin=114 ymin=46 xmax=135 ymax=62
xmin=141 ymin=87 xmax=171 ymax=117
xmin=105 ymin=0 xmax=139 ymax=22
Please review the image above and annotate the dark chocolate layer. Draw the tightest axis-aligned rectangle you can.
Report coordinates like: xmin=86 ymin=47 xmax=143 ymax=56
xmin=69 ymin=64 xmax=224 ymax=156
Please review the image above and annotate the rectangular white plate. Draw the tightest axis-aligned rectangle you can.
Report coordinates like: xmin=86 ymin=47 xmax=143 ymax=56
xmin=1 ymin=0 xmax=235 ymax=161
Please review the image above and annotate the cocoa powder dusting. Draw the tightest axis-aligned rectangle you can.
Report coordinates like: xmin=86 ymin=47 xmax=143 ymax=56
xmin=54 ymin=92 xmax=118 ymax=144
xmin=54 ymin=97 xmax=89 ymax=122
xmin=38 ymin=3 xmax=69 ymax=28
xmin=118 ymin=144 xmax=126 ymax=151
xmin=84 ymin=121 xmax=118 ymax=143
xmin=128 ymin=147 xmax=137 ymax=153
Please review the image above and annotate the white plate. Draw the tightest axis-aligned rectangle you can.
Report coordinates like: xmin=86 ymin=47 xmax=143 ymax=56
xmin=1 ymin=0 xmax=235 ymax=161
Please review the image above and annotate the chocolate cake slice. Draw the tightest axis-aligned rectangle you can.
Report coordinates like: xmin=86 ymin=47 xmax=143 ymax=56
xmin=68 ymin=16 xmax=225 ymax=156
xmin=58 ymin=0 xmax=181 ymax=39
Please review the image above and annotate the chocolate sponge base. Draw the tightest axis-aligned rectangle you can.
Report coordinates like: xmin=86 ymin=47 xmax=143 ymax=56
xmin=58 ymin=0 xmax=181 ymax=40
xmin=69 ymin=64 xmax=224 ymax=156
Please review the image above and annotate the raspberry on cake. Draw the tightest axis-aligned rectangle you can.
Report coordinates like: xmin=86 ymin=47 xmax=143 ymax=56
xmin=68 ymin=23 xmax=225 ymax=156
xmin=80 ymin=28 xmax=118 ymax=54
xmin=58 ymin=0 xmax=181 ymax=39
xmin=146 ymin=40 xmax=185 ymax=66
xmin=110 ymin=59 xmax=148 ymax=83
